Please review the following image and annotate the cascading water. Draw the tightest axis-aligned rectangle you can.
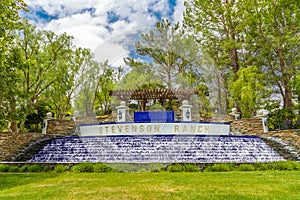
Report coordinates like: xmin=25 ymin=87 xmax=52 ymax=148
xmin=29 ymin=135 xmax=284 ymax=163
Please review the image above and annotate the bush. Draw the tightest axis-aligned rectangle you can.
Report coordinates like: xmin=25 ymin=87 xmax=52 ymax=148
xmin=93 ymin=163 xmax=114 ymax=173
xmin=254 ymin=163 xmax=270 ymax=171
xmin=8 ymin=166 xmax=20 ymax=172
xmin=0 ymin=165 xmax=9 ymax=172
xmin=166 ymin=164 xmax=199 ymax=172
xmin=28 ymin=164 xmax=44 ymax=172
xmin=204 ymin=163 xmax=235 ymax=172
xmin=183 ymin=164 xmax=199 ymax=172
xmin=0 ymin=164 xmax=10 ymax=172
xmin=54 ymin=165 xmax=67 ymax=173
xmin=44 ymin=166 xmax=52 ymax=172
xmin=19 ymin=165 xmax=29 ymax=172
xmin=268 ymin=161 xmax=300 ymax=171
xmin=237 ymin=164 xmax=255 ymax=171
xmin=71 ymin=163 xmax=94 ymax=173
xmin=166 ymin=164 xmax=186 ymax=172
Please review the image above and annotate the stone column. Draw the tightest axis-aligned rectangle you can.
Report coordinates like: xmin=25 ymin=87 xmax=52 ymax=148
xmin=116 ymin=101 xmax=129 ymax=122
xmin=180 ymin=100 xmax=192 ymax=121
xmin=256 ymin=110 xmax=268 ymax=133
xmin=229 ymin=108 xmax=240 ymax=120
xmin=42 ymin=112 xmax=53 ymax=134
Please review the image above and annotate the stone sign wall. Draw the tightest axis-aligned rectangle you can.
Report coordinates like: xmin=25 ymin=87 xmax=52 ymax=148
xmin=0 ymin=119 xmax=75 ymax=161
xmin=45 ymin=119 xmax=75 ymax=136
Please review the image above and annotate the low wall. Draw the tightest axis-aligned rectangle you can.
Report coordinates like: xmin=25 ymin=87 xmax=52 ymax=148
xmin=0 ymin=119 xmax=75 ymax=161
xmin=45 ymin=119 xmax=75 ymax=136
xmin=230 ymin=117 xmax=300 ymax=160
xmin=230 ymin=117 xmax=265 ymax=135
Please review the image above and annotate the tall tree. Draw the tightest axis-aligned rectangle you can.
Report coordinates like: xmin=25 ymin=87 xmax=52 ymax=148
xmin=0 ymin=0 xmax=27 ymax=130
xmin=184 ymin=0 xmax=246 ymax=114
xmin=95 ymin=62 xmax=123 ymax=115
xmin=229 ymin=66 xmax=269 ymax=118
xmin=49 ymin=47 xmax=95 ymax=119
xmin=2 ymin=21 xmax=89 ymax=132
xmin=125 ymin=19 xmax=201 ymax=90
xmin=244 ymin=0 xmax=300 ymax=111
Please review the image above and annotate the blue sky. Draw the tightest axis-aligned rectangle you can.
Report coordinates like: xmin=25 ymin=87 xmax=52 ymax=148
xmin=22 ymin=0 xmax=185 ymax=66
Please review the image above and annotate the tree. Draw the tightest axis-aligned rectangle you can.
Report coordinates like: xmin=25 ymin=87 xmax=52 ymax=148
xmin=229 ymin=66 xmax=269 ymax=118
xmin=95 ymin=62 xmax=123 ymax=115
xmin=74 ymin=58 xmax=101 ymax=117
xmin=125 ymin=19 xmax=201 ymax=89
xmin=124 ymin=19 xmax=206 ymax=110
xmin=184 ymin=0 xmax=247 ymax=114
xmin=0 ymin=0 xmax=27 ymax=131
xmin=0 ymin=21 xmax=90 ymax=132
xmin=243 ymin=0 xmax=300 ymax=111
xmin=49 ymin=47 xmax=95 ymax=119
xmin=184 ymin=0 xmax=300 ymax=117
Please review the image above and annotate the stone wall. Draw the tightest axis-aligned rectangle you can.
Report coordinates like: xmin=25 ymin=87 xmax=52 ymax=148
xmin=230 ymin=118 xmax=300 ymax=161
xmin=45 ymin=119 xmax=75 ymax=136
xmin=0 ymin=132 xmax=49 ymax=161
xmin=0 ymin=119 xmax=75 ymax=161
xmin=230 ymin=117 xmax=265 ymax=135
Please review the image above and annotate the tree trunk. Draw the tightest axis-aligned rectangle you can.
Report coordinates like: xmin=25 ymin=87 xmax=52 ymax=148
xmin=9 ymin=96 xmax=18 ymax=132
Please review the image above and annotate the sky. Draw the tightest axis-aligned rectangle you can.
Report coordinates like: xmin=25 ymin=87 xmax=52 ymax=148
xmin=22 ymin=0 xmax=185 ymax=66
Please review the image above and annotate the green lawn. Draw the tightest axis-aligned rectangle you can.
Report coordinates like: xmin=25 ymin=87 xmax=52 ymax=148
xmin=0 ymin=171 xmax=300 ymax=200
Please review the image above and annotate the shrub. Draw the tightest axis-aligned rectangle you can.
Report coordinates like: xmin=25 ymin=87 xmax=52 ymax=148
xmin=8 ymin=166 xmax=20 ymax=172
xmin=28 ymin=164 xmax=44 ymax=172
xmin=71 ymin=163 xmax=94 ymax=173
xmin=204 ymin=163 xmax=235 ymax=172
xmin=268 ymin=161 xmax=300 ymax=171
xmin=0 ymin=164 xmax=10 ymax=172
xmin=54 ymin=165 xmax=67 ymax=173
xmin=254 ymin=163 xmax=270 ymax=171
xmin=166 ymin=164 xmax=199 ymax=172
xmin=44 ymin=166 xmax=52 ymax=172
xmin=166 ymin=164 xmax=186 ymax=172
xmin=183 ymin=164 xmax=199 ymax=172
xmin=237 ymin=164 xmax=255 ymax=171
xmin=93 ymin=163 xmax=114 ymax=173
xmin=147 ymin=163 xmax=166 ymax=172
xmin=19 ymin=165 xmax=29 ymax=172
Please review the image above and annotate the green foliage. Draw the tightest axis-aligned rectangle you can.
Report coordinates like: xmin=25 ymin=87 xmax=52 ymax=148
xmin=237 ymin=164 xmax=255 ymax=171
xmin=268 ymin=161 xmax=300 ymax=171
xmin=8 ymin=166 xmax=20 ymax=172
xmin=0 ymin=164 xmax=10 ymax=172
xmin=54 ymin=165 xmax=67 ymax=173
xmin=124 ymin=19 xmax=203 ymax=90
xmin=71 ymin=163 xmax=94 ymax=173
xmin=253 ymin=163 xmax=270 ymax=171
xmin=27 ymin=164 xmax=44 ymax=172
xmin=229 ymin=66 xmax=269 ymax=118
xmin=266 ymin=104 xmax=296 ymax=130
xmin=19 ymin=165 xmax=29 ymax=172
xmin=93 ymin=163 xmax=115 ymax=173
xmin=204 ymin=163 xmax=235 ymax=172
xmin=166 ymin=164 xmax=199 ymax=172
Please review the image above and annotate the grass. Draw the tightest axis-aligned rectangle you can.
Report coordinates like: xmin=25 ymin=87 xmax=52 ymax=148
xmin=0 ymin=171 xmax=300 ymax=199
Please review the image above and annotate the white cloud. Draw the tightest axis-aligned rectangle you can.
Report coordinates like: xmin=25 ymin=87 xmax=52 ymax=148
xmin=23 ymin=0 xmax=186 ymax=66
xmin=173 ymin=0 xmax=185 ymax=23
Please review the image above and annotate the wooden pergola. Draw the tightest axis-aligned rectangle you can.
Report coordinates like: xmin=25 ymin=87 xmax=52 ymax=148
xmin=110 ymin=88 xmax=198 ymax=111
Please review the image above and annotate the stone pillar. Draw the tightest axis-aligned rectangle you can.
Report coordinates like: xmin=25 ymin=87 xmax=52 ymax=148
xmin=116 ymin=101 xmax=129 ymax=122
xmin=229 ymin=108 xmax=240 ymax=120
xmin=180 ymin=100 xmax=192 ymax=121
xmin=256 ymin=110 xmax=268 ymax=133
xmin=261 ymin=117 xmax=268 ymax=133
xmin=42 ymin=112 xmax=53 ymax=134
